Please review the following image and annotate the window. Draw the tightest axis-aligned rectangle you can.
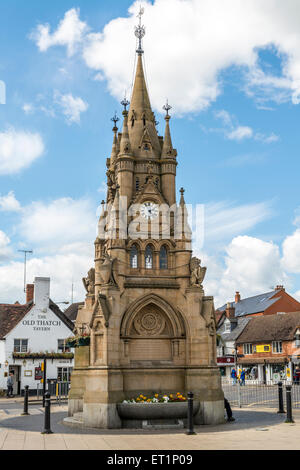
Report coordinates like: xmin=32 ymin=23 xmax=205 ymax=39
xmin=243 ymin=343 xmax=253 ymax=355
xmin=130 ymin=245 xmax=138 ymax=268
xmin=159 ymin=246 xmax=168 ymax=269
xmin=57 ymin=367 xmax=73 ymax=382
xmin=58 ymin=339 xmax=70 ymax=353
xmin=272 ymin=341 xmax=282 ymax=353
xmin=14 ymin=339 xmax=28 ymax=353
xmin=224 ymin=320 xmax=231 ymax=333
xmin=136 ymin=177 xmax=140 ymax=191
xmin=145 ymin=245 xmax=153 ymax=269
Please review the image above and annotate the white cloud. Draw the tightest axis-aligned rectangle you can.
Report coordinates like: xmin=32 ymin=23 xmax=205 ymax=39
xmin=0 ymin=252 xmax=92 ymax=304
xmin=227 ymin=126 xmax=253 ymax=141
xmin=54 ymin=92 xmax=88 ymax=124
xmin=195 ymin=200 xmax=273 ymax=248
xmin=215 ymin=109 xmax=278 ymax=143
xmin=0 ymin=231 xmax=13 ymax=262
xmin=31 ymin=2 xmax=300 ymax=113
xmin=0 ymin=191 xmax=21 ymax=212
xmin=19 ymin=197 xmax=97 ymax=252
xmin=23 ymin=103 xmax=34 ymax=115
xmin=255 ymin=132 xmax=280 ymax=144
xmin=0 ymin=195 xmax=98 ymax=303
xmin=203 ymin=235 xmax=286 ymax=307
xmin=31 ymin=8 xmax=88 ymax=57
xmin=0 ymin=128 xmax=45 ymax=175
xmin=80 ymin=0 xmax=300 ymax=113
xmin=282 ymin=229 xmax=300 ymax=273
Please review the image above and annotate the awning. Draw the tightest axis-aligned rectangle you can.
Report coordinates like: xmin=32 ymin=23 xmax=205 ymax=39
xmin=237 ymin=357 xmax=288 ymax=365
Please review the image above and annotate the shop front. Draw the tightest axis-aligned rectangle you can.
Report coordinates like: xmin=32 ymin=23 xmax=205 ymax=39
xmin=238 ymin=357 xmax=291 ymax=384
xmin=217 ymin=356 xmax=235 ymax=380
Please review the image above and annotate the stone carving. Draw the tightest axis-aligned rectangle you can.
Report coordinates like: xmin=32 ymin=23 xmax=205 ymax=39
xmin=190 ymin=257 xmax=206 ymax=288
xmin=134 ymin=311 xmax=165 ymax=336
xmin=206 ymin=319 xmax=216 ymax=336
xmin=82 ymin=268 xmax=95 ymax=295
xmin=98 ymin=253 xmax=118 ymax=286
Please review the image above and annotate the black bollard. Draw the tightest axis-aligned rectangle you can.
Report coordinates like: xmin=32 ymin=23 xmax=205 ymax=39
xmin=21 ymin=385 xmax=30 ymax=416
xmin=285 ymin=385 xmax=295 ymax=424
xmin=186 ymin=391 xmax=196 ymax=435
xmin=277 ymin=381 xmax=285 ymax=414
xmin=41 ymin=392 xmax=53 ymax=434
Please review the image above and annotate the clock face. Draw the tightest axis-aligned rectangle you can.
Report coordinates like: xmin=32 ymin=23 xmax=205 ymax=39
xmin=140 ymin=202 xmax=159 ymax=220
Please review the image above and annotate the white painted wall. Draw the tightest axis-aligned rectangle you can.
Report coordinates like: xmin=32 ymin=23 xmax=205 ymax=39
xmin=0 ymin=277 xmax=74 ymax=393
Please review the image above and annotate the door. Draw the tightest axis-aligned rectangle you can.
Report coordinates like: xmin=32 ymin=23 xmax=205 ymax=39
xmin=9 ymin=365 xmax=21 ymax=395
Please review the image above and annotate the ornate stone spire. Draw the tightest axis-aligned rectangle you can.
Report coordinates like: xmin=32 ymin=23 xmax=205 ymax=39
xmin=128 ymin=9 xmax=160 ymax=157
xmin=110 ymin=112 xmax=119 ymax=163
xmin=119 ymin=98 xmax=132 ymax=155
xmin=161 ymin=100 xmax=174 ymax=158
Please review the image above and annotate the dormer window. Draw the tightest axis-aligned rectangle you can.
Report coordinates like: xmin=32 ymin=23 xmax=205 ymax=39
xmin=224 ymin=319 xmax=231 ymax=333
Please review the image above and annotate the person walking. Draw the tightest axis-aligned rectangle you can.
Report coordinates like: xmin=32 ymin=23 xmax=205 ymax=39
xmin=231 ymin=368 xmax=237 ymax=385
xmin=240 ymin=369 xmax=246 ymax=386
xmin=6 ymin=372 xmax=14 ymax=398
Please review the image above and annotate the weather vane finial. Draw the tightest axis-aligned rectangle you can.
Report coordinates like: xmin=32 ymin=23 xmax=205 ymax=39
xmin=163 ymin=99 xmax=172 ymax=117
xmin=111 ymin=111 xmax=119 ymax=129
xmin=121 ymin=94 xmax=130 ymax=113
xmin=135 ymin=5 xmax=145 ymax=55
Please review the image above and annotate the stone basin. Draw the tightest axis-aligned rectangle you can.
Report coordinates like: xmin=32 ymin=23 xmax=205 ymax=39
xmin=117 ymin=401 xmax=200 ymax=421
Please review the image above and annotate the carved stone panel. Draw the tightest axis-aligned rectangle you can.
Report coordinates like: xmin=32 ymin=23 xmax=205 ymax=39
xmin=134 ymin=311 xmax=165 ymax=336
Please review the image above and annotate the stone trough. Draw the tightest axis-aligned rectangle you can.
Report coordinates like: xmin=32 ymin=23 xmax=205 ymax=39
xmin=116 ymin=401 xmax=200 ymax=429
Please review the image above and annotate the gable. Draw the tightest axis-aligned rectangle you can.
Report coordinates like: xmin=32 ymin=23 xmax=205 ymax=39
xmin=5 ymin=301 xmax=73 ymax=340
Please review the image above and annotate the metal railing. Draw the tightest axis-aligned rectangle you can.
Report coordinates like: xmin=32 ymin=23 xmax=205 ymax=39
xmin=222 ymin=381 xmax=300 ymax=409
xmin=32 ymin=381 xmax=70 ymax=402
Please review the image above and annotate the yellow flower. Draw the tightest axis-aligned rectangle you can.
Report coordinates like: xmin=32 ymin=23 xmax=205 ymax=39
xmin=170 ymin=394 xmax=173 ymax=398
xmin=154 ymin=394 xmax=158 ymax=398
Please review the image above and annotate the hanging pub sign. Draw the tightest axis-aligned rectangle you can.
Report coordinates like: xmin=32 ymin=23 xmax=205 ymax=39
xmin=35 ymin=367 xmax=42 ymax=380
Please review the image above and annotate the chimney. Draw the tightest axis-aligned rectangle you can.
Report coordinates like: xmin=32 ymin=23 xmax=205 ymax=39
xmin=235 ymin=291 xmax=241 ymax=303
xmin=26 ymin=284 xmax=34 ymax=303
xmin=275 ymin=285 xmax=285 ymax=292
xmin=225 ymin=302 xmax=235 ymax=319
xmin=34 ymin=277 xmax=50 ymax=309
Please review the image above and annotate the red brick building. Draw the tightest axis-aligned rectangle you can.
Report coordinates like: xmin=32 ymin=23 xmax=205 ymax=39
xmin=235 ymin=311 xmax=300 ymax=383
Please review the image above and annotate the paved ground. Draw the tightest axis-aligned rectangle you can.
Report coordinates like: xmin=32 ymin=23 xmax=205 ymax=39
xmin=1 ymin=398 xmax=300 ymax=450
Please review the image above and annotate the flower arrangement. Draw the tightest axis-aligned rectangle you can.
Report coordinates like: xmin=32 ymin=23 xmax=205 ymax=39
xmin=65 ymin=334 xmax=90 ymax=348
xmin=122 ymin=392 xmax=187 ymax=404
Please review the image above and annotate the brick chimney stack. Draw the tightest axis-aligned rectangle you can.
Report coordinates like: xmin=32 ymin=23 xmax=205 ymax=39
xmin=275 ymin=285 xmax=285 ymax=291
xmin=26 ymin=284 xmax=34 ymax=303
xmin=225 ymin=302 xmax=235 ymax=319
xmin=235 ymin=291 xmax=241 ymax=303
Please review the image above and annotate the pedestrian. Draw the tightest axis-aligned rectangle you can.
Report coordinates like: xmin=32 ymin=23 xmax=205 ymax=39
xmin=6 ymin=372 xmax=14 ymax=398
xmin=240 ymin=369 xmax=246 ymax=386
xmin=231 ymin=368 xmax=237 ymax=385
xmin=224 ymin=398 xmax=235 ymax=422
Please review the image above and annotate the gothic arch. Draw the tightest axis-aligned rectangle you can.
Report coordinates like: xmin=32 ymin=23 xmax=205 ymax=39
xmin=120 ymin=293 xmax=186 ymax=339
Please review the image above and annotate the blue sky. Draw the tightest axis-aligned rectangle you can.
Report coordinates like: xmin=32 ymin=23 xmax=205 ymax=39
xmin=1 ymin=0 xmax=300 ymax=306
